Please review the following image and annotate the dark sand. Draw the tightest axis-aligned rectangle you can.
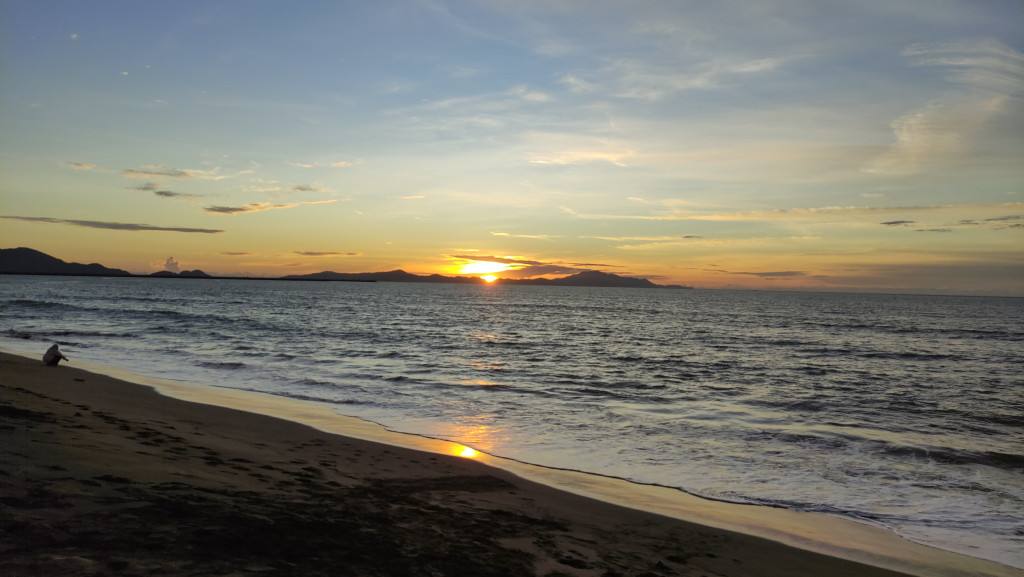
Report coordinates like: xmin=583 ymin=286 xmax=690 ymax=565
xmin=0 ymin=352 xmax=1012 ymax=577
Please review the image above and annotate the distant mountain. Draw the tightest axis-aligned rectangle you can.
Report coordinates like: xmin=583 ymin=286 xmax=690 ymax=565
xmin=1 ymin=248 xmax=692 ymax=288
xmin=501 ymin=270 xmax=659 ymax=288
xmin=282 ymin=269 xmax=474 ymax=283
xmin=0 ymin=247 xmax=131 ymax=276
xmin=286 ymin=268 xmax=691 ymax=289
xmin=150 ymin=269 xmax=212 ymax=278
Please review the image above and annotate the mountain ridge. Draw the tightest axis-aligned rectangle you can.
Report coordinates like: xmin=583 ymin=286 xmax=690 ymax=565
xmin=1 ymin=248 xmax=691 ymax=289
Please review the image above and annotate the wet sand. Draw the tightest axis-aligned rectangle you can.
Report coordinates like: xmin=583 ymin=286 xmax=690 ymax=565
xmin=0 ymin=351 xmax=1015 ymax=577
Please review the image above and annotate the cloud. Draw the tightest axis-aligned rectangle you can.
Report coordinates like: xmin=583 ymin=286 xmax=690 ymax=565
xmin=593 ymin=54 xmax=784 ymax=101
xmin=221 ymin=252 xmax=252 ymax=256
xmin=559 ymin=74 xmax=596 ymax=93
xmin=162 ymin=257 xmax=181 ymax=273
xmin=490 ymin=231 xmax=560 ymax=240
xmin=294 ymin=251 xmax=359 ymax=257
xmin=63 ymin=161 xmax=109 ymax=172
xmin=902 ymin=38 xmax=1024 ymax=95
xmin=526 ymin=134 xmax=636 ymax=167
xmin=122 ymin=165 xmax=191 ymax=179
xmin=863 ymin=39 xmax=1024 ymax=176
xmin=1 ymin=215 xmax=223 ymax=233
xmin=881 ymin=220 xmax=915 ymax=226
xmin=586 ymin=235 xmax=701 ymax=241
xmin=563 ymin=202 xmax=1024 ymax=223
xmin=731 ymin=58 xmax=781 ymax=73
xmin=122 ymin=165 xmax=243 ymax=181
xmin=570 ymin=262 xmax=619 ymax=268
xmin=292 ymin=185 xmax=321 ymax=192
xmin=712 ymin=269 xmax=808 ymax=278
xmin=287 ymin=160 xmax=359 ymax=169
xmin=451 ymin=254 xmax=544 ymax=266
xmin=861 ymin=101 xmax=972 ymax=176
xmin=154 ymin=190 xmax=203 ymax=199
xmin=504 ymin=264 xmax=591 ymax=278
xmin=511 ymin=85 xmax=551 ymax=102
xmin=915 ymin=228 xmax=955 ymax=233
xmin=204 ymin=199 xmax=337 ymax=214
xmin=131 ymin=182 xmax=204 ymax=200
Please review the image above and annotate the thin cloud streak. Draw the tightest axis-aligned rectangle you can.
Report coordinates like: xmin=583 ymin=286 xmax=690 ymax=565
xmin=204 ymin=200 xmax=337 ymax=214
xmin=564 ymin=203 xmax=1024 ymax=222
xmin=1 ymin=216 xmax=224 ymax=234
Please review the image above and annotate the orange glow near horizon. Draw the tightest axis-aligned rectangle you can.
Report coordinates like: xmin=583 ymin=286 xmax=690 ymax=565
xmin=458 ymin=261 xmax=511 ymax=275
xmin=457 ymin=445 xmax=478 ymax=458
xmin=481 ymin=274 xmax=498 ymax=283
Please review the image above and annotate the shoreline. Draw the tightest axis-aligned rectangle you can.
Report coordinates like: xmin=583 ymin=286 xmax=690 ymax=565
xmin=1 ymin=351 xmax=1019 ymax=576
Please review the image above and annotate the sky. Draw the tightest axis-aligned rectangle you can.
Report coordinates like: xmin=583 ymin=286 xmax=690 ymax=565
xmin=1 ymin=1 xmax=1022 ymax=294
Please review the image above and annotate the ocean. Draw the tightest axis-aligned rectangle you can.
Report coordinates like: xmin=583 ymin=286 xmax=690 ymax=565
xmin=1 ymin=275 xmax=1021 ymax=568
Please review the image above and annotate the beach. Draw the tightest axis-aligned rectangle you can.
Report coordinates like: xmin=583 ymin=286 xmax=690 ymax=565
xmin=0 ymin=351 xmax=1016 ymax=577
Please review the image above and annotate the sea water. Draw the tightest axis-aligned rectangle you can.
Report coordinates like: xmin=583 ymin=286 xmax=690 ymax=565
xmin=1 ymin=275 xmax=1021 ymax=568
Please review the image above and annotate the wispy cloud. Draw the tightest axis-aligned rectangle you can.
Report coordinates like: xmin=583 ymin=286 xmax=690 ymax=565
xmin=511 ymin=85 xmax=552 ymax=103
xmin=585 ymin=235 xmax=701 ymax=241
xmin=123 ymin=165 xmax=191 ymax=179
xmin=204 ymin=199 xmax=337 ymax=214
xmin=902 ymin=38 xmax=1024 ymax=95
xmin=490 ymin=231 xmax=561 ymax=240
xmin=559 ymin=74 xmax=597 ymax=93
xmin=294 ymin=251 xmax=359 ymax=257
xmin=526 ymin=135 xmax=636 ymax=167
xmin=593 ymin=55 xmax=784 ymax=101
xmin=62 ymin=161 xmax=111 ymax=172
xmin=1 ymin=215 xmax=223 ymax=233
xmin=131 ymin=182 xmax=204 ymax=201
xmin=122 ymin=165 xmax=246 ymax=181
xmin=881 ymin=220 xmax=915 ymax=226
xmin=286 ymin=160 xmax=359 ymax=168
xmin=864 ymin=39 xmax=1024 ymax=176
xmin=450 ymin=254 xmax=544 ymax=266
xmin=564 ymin=202 xmax=1024 ymax=223
xmin=505 ymin=263 xmax=592 ymax=277
xmin=711 ymin=269 xmax=808 ymax=278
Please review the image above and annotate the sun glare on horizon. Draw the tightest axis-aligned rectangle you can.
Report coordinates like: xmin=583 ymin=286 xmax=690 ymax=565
xmin=481 ymin=274 xmax=498 ymax=283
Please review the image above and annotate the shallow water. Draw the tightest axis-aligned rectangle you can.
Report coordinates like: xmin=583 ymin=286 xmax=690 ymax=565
xmin=2 ymin=276 xmax=1022 ymax=567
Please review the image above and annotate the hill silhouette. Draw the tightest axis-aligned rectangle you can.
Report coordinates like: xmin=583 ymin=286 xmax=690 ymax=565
xmin=0 ymin=247 xmax=131 ymax=277
xmin=1 ymin=248 xmax=690 ymax=288
xmin=283 ymin=268 xmax=690 ymax=288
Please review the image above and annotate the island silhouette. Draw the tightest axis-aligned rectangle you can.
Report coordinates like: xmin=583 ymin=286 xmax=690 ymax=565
xmin=0 ymin=247 xmax=690 ymax=289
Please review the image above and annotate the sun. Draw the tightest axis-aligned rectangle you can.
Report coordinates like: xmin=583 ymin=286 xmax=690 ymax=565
xmin=481 ymin=275 xmax=498 ymax=283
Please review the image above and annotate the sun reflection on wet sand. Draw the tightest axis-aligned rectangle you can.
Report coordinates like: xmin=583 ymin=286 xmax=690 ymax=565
xmin=433 ymin=420 xmax=508 ymax=460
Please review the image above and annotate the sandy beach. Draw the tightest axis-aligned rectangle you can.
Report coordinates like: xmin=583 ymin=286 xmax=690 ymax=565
xmin=0 ymin=351 xmax=1014 ymax=577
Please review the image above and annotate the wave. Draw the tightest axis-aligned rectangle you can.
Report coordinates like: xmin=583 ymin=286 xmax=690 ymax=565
xmin=197 ymin=361 xmax=246 ymax=370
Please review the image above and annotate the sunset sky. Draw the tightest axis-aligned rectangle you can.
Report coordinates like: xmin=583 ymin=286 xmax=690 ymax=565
xmin=1 ymin=1 xmax=1022 ymax=294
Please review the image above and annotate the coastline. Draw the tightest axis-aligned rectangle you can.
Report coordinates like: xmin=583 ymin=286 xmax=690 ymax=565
xmin=1 ymin=351 xmax=1018 ymax=577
